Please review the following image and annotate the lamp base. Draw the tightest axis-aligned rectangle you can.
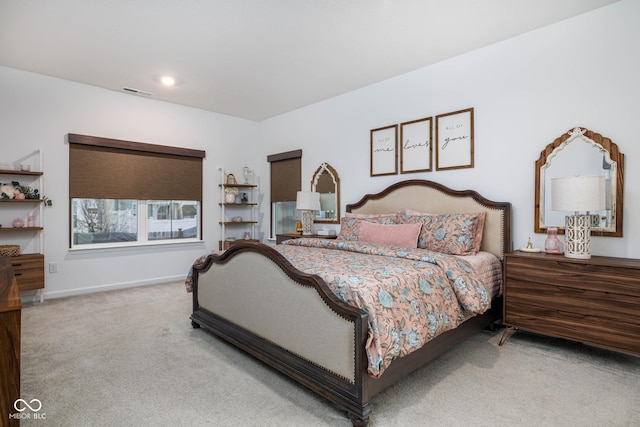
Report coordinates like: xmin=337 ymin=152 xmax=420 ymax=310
xmin=564 ymin=214 xmax=592 ymax=259
xmin=301 ymin=210 xmax=315 ymax=235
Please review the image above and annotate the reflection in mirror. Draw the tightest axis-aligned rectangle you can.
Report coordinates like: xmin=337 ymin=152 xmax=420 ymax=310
xmin=535 ymin=127 xmax=624 ymax=237
xmin=311 ymin=163 xmax=340 ymax=224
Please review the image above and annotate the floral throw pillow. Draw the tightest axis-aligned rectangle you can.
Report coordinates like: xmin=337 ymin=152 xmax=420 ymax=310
xmin=336 ymin=213 xmax=400 ymax=241
xmin=398 ymin=211 xmax=486 ymax=255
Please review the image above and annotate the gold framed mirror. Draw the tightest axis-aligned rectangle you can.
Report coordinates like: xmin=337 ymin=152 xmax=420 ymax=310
xmin=535 ymin=127 xmax=624 ymax=237
xmin=311 ymin=162 xmax=340 ymax=224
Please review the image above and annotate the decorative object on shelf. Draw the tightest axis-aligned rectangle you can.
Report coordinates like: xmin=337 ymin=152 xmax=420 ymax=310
xmin=436 ymin=107 xmax=474 ymax=171
xmin=226 ymin=173 xmax=237 ymax=185
xmin=27 ymin=212 xmax=35 ymax=228
xmin=232 ymin=216 xmax=243 ymax=222
xmin=296 ymin=191 xmax=320 ymax=235
xmin=240 ymin=192 xmax=248 ymax=203
xmin=20 ymin=164 xmax=31 ymax=171
xmin=242 ymin=166 xmax=252 ymax=184
xmin=0 ymin=245 xmax=20 ymax=257
xmin=243 ymin=231 xmax=251 ymax=240
xmin=544 ymin=226 xmax=563 ymax=254
xmin=552 ymin=175 xmax=605 ymax=259
xmin=12 ymin=217 xmax=25 ymax=228
xmin=224 ymin=186 xmax=238 ymax=203
xmin=1 ymin=184 xmax=15 ymax=199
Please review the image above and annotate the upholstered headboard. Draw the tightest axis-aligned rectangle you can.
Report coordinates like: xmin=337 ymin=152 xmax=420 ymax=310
xmin=346 ymin=180 xmax=511 ymax=259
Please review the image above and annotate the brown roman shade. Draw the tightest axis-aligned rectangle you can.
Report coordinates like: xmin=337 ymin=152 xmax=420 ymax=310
xmin=268 ymin=149 xmax=302 ymax=202
xmin=68 ymin=134 xmax=205 ymax=201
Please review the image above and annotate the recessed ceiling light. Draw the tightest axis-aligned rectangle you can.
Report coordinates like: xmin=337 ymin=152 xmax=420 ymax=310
xmin=161 ymin=76 xmax=175 ymax=86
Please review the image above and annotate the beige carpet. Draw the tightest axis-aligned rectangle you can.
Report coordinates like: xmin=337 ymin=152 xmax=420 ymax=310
xmin=19 ymin=281 xmax=640 ymax=426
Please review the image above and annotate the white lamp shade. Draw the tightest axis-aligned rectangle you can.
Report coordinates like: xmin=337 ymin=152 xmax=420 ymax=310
xmin=296 ymin=191 xmax=321 ymax=211
xmin=551 ymin=176 xmax=606 ymax=212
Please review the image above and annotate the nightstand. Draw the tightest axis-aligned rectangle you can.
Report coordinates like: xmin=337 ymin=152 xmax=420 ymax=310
xmin=276 ymin=233 xmax=337 ymax=244
xmin=501 ymin=251 xmax=640 ymax=355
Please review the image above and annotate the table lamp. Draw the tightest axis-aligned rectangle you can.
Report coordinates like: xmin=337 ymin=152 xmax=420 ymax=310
xmin=296 ymin=191 xmax=320 ymax=235
xmin=551 ymin=176 xmax=605 ymax=259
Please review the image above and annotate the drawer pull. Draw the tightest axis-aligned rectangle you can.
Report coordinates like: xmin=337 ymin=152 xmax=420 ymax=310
xmin=14 ymin=273 xmax=22 ymax=276
xmin=13 ymin=263 xmax=22 ymax=267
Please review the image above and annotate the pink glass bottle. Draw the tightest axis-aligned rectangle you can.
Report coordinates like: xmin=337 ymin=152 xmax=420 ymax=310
xmin=545 ymin=227 xmax=563 ymax=254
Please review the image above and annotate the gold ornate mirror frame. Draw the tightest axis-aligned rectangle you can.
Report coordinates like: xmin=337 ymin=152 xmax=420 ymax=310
xmin=311 ymin=162 xmax=340 ymax=224
xmin=534 ymin=127 xmax=624 ymax=237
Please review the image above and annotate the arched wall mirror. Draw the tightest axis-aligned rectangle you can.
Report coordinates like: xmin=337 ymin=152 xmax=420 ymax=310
xmin=311 ymin=162 xmax=340 ymax=224
xmin=535 ymin=127 xmax=624 ymax=237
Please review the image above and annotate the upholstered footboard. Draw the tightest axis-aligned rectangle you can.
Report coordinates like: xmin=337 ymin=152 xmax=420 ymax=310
xmin=190 ymin=242 xmax=372 ymax=425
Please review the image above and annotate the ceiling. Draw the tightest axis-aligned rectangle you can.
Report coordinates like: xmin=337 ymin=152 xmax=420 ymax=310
xmin=0 ymin=0 xmax=619 ymax=121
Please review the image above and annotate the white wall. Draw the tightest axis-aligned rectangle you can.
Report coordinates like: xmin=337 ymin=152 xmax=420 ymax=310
xmin=258 ymin=0 xmax=640 ymax=258
xmin=1 ymin=0 xmax=638 ymax=299
xmin=0 ymin=66 xmax=261 ymax=298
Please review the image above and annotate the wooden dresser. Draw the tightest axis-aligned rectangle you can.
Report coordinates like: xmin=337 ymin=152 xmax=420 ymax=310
xmin=503 ymin=251 xmax=640 ymax=355
xmin=0 ymin=257 xmax=22 ymax=426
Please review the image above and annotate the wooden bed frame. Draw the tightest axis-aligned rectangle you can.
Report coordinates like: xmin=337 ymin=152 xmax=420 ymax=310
xmin=190 ymin=179 xmax=511 ymax=425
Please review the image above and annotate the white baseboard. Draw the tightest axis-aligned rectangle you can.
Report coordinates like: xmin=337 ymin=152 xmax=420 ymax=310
xmin=24 ymin=275 xmax=185 ymax=301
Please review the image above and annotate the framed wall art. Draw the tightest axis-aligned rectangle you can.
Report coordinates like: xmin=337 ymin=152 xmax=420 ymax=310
xmin=435 ymin=108 xmax=474 ymax=171
xmin=400 ymin=117 xmax=432 ymax=174
xmin=370 ymin=124 xmax=398 ymax=177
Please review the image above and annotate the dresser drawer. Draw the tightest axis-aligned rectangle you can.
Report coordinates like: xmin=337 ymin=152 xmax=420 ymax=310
xmin=505 ymin=299 xmax=640 ymax=354
xmin=10 ymin=254 xmax=44 ymax=291
xmin=505 ymin=256 xmax=640 ymax=297
xmin=505 ymin=278 xmax=640 ymax=326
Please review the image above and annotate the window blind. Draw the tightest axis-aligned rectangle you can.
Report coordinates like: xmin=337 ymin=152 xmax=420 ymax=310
xmin=68 ymin=133 xmax=205 ymax=201
xmin=267 ymin=149 xmax=302 ymax=202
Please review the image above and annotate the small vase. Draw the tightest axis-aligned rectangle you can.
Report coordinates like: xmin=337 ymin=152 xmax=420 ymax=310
xmin=545 ymin=227 xmax=563 ymax=254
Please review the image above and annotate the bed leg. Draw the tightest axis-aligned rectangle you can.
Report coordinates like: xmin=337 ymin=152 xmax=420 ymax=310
xmin=191 ymin=320 xmax=201 ymax=329
xmin=348 ymin=411 xmax=370 ymax=426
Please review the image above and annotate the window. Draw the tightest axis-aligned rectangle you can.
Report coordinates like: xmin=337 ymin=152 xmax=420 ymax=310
xmin=267 ymin=150 xmax=301 ymax=237
xmin=68 ymin=134 xmax=205 ymax=249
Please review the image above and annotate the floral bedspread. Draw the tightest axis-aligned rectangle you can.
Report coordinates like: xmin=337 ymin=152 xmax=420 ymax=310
xmin=281 ymin=239 xmax=490 ymax=377
xmin=185 ymin=239 xmax=492 ymax=377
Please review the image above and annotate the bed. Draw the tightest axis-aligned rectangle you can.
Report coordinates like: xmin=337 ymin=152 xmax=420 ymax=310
xmin=188 ymin=179 xmax=511 ymax=426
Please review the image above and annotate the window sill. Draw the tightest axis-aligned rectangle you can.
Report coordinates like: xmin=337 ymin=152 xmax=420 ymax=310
xmin=69 ymin=238 xmax=205 ymax=252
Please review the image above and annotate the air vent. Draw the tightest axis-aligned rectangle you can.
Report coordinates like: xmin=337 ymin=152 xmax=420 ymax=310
xmin=122 ymin=87 xmax=153 ymax=97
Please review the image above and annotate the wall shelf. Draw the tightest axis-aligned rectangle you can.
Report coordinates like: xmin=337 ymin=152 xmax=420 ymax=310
xmin=0 ymin=151 xmax=45 ymax=296
xmin=218 ymin=167 xmax=259 ymax=250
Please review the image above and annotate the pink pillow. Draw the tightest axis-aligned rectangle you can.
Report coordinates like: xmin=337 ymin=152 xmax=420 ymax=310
xmin=358 ymin=222 xmax=422 ymax=248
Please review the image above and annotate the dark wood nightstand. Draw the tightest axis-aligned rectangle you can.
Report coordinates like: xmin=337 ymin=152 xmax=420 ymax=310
xmin=501 ymin=251 xmax=640 ymax=355
xmin=276 ymin=233 xmax=337 ymax=244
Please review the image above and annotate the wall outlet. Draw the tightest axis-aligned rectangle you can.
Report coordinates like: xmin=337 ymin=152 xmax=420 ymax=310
xmin=48 ymin=262 xmax=58 ymax=273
